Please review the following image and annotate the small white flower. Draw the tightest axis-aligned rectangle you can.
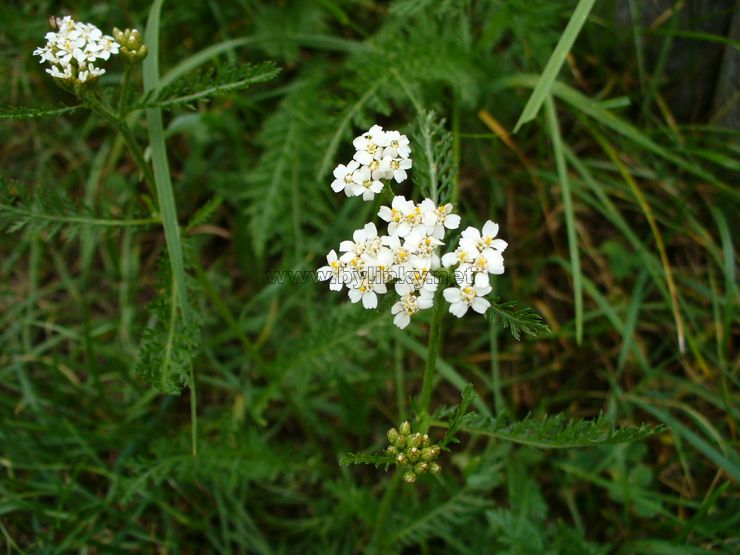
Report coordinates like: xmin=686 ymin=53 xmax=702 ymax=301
xmin=441 ymin=242 xmax=477 ymax=269
xmin=420 ymin=199 xmax=461 ymax=240
xmin=391 ymin=291 xmax=434 ymax=329
xmin=351 ymin=167 xmax=384 ymax=201
xmin=378 ymin=195 xmax=415 ymax=237
xmin=339 ymin=222 xmax=379 ymax=260
xmin=383 ymin=131 xmax=411 ymax=159
xmin=379 ymin=155 xmax=412 ymax=183
xmin=353 ymin=125 xmax=388 ymax=166
xmin=317 ymin=249 xmax=346 ymax=291
xmin=348 ymin=276 xmax=387 ymax=309
xmin=443 ymin=273 xmax=492 ymax=318
xmin=395 ymin=258 xmax=438 ymax=298
xmin=460 ymin=221 xmax=508 ymax=254
xmin=331 ymin=161 xmax=360 ymax=196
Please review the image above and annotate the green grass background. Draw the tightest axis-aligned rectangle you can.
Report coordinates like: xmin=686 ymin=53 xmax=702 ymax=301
xmin=1 ymin=0 xmax=738 ymax=552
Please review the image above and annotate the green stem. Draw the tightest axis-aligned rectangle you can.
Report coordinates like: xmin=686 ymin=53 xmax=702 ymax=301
xmin=190 ymin=367 xmax=198 ymax=457
xmin=418 ymin=286 xmax=446 ymax=432
xmin=83 ymin=94 xmax=155 ymax=196
xmin=118 ymin=66 xmax=132 ymax=117
xmin=368 ymin=473 xmax=401 ymax=554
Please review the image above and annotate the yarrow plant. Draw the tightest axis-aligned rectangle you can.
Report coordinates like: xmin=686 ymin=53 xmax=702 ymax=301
xmin=7 ymin=11 xmax=280 ymax=456
xmin=33 ymin=16 xmax=120 ymax=84
xmin=318 ymin=124 xmax=507 ymax=329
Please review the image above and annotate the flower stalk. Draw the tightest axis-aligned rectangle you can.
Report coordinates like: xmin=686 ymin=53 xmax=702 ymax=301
xmin=418 ymin=285 xmax=445 ymax=432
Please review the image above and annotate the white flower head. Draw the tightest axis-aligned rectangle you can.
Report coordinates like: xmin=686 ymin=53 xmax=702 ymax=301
xmin=317 ymin=249 xmax=346 ymax=291
xmin=379 ymin=155 xmax=412 ymax=184
xmin=420 ymin=199 xmax=461 ymax=240
xmin=34 ymin=16 xmax=118 ymax=84
xmin=351 ymin=166 xmax=384 ymax=201
xmin=377 ymin=195 xmax=411 ymax=237
xmin=391 ymin=291 xmax=434 ymax=329
xmin=331 ymin=160 xmax=360 ymax=196
xmin=443 ymin=273 xmax=492 ymax=318
xmin=353 ymin=125 xmax=388 ymax=166
xmin=383 ymin=130 xmax=411 ymax=159
xmin=460 ymin=221 xmax=508 ymax=254
xmin=348 ymin=275 xmax=387 ymax=309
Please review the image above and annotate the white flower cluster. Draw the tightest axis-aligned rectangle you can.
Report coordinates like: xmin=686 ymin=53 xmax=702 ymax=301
xmin=441 ymin=221 xmax=508 ymax=317
xmin=318 ymin=195 xmax=460 ymax=328
xmin=33 ymin=16 xmax=119 ymax=83
xmin=319 ymin=124 xmax=507 ymax=328
xmin=331 ymin=125 xmax=412 ymax=201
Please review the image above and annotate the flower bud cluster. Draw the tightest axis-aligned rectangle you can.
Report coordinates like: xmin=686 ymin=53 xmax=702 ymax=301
xmin=33 ymin=16 xmax=120 ymax=84
xmin=386 ymin=421 xmax=441 ymax=483
xmin=331 ymin=125 xmax=412 ymax=201
xmin=113 ymin=28 xmax=148 ymax=64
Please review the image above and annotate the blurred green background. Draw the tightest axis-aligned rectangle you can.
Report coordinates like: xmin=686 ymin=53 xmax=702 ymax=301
xmin=1 ymin=1 xmax=738 ymax=553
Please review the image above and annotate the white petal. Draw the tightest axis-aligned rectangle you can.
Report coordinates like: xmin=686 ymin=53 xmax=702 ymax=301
xmin=362 ymin=291 xmax=378 ymax=309
xmin=348 ymin=289 xmax=362 ymax=303
xmin=441 ymin=252 xmax=458 ymax=268
xmin=474 ymin=272 xmax=490 ymax=289
xmin=445 ymin=214 xmax=461 ymax=229
xmin=490 ymin=239 xmax=508 ymax=252
xmin=482 ymin=221 xmax=499 ymax=237
xmin=471 ymin=297 xmax=490 ymax=314
xmin=443 ymin=287 xmax=461 ymax=303
xmin=461 ymin=227 xmax=480 ymax=241
xmin=394 ymin=312 xmax=411 ymax=329
xmin=331 ymin=179 xmax=345 ymax=192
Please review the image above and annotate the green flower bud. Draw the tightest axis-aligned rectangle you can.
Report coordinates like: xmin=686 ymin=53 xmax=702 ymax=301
xmin=114 ymin=28 xmax=147 ymax=64
xmin=408 ymin=433 xmax=422 ymax=449
xmin=429 ymin=462 xmax=441 ymax=474
xmin=415 ymin=462 xmax=429 ymax=474
xmin=421 ymin=433 xmax=430 ymax=447
xmin=387 ymin=427 xmax=400 ymax=445
xmin=430 ymin=445 xmax=441 ymax=458
xmin=396 ymin=454 xmax=408 ymax=466
xmin=403 ymin=470 xmax=416 ymax=483
xmin=399 ymin=421 xmax=411 ymax=436
xmin=386 ymin=445 xmax=397 ymax=456
xmin=408 ymin=447 xmax=420 ymax=462
xmin=420 ymin=447 xmax=434 ymax=461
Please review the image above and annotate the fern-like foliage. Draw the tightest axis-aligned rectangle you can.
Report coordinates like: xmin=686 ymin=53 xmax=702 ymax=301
xmin=134 ymin=256 xmax=204 ymax=395
xmin=144 ymin=62 xmax=280 ymax=110
xmin=186 ymin=195 xmax=223 ymax=231
xmin=440 ymin=383 xmax=476 ymax=448
xmin=412 ymin=110 xmax=455 ymax=204
xmin=485 ymin=297 xmax=551 ymax=340
xmin=0 ymin=105 xmax=80 ymax=120
xmin=0 ymin=177 xmax=156 ymax=239
xmin=263 ymin=296 xmax=393 ymax=387
xmin=244 ymin=72 xmax=329 ymax=260
xmin=459 ymin=412 xmax=664 ymax=449
xmin=317 ymin=14 xmax=484 ymax=180
xmin=122 ymin=430 xmax=304 ymax=503
xmin=388 ymin=460 xmax=501 ymax=548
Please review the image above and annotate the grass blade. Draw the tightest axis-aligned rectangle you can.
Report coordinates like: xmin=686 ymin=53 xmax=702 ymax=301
xmin=592 ymin=130 xmax=686 ymax=354
xmin=143 ymin=0 xmax=197 ymax=456
xmin=513 ymin=0 xmax=596 ymax=132
xmin=143 ymin=0 xmax=190 ymax=323
xmin=544 ymin=96 xmax=583 ymax=344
